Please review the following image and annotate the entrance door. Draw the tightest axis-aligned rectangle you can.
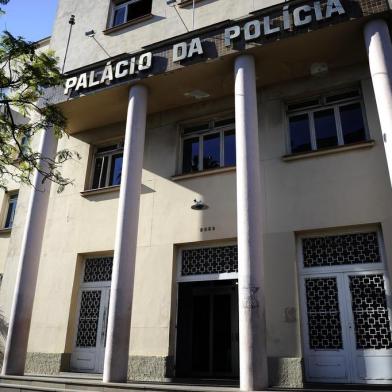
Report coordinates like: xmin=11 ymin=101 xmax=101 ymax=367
xmin=301 ymin=271 xmax=392 ymax=383
xmin=176 ymin=280 xmax=239 ymax=378
xmin=70 ymin=257 xmax=113 ymax=373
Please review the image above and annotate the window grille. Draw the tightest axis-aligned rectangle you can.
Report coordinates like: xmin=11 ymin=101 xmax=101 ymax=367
xmin=305 ymin=277 xmax=343 ymax=349
xmin=75 ymin=290 xmax=101 ymax=348
xmin=181 ymin=245 xmax=238 ymax=276
xmin=83 ymin=257 xmax=113 ymax=282
xmin=349 ymin=274 xmax=392 ymax=350
xmin=302 ymin=232 xmax=380 ymax=268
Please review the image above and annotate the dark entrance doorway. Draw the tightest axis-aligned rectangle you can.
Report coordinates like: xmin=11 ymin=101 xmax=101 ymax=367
xmin=176 ymin=280 xmax=239 ymax=378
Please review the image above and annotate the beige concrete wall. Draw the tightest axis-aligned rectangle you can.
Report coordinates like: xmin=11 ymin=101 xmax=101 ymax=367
xmin=52 ymin=0 xmax=284 ymax=73
xmin=0 ymin=61 xmax=390 ymax=364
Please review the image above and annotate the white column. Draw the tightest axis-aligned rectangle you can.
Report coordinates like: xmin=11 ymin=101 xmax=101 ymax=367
xmin=234 ymin=54 xmax=268 ymax=391
xmin=364 ymin=19 xmax=392 ymax=186
xmin=2 ymin=128 xmax=58 ymax=375
xmin=103 ymin=84 xmax=148 ymax=383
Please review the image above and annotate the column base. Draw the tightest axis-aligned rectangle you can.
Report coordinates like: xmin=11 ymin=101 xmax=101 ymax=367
xmin=268 ymin=357 xmax=304 ymax=388
xmin=25 ymin=353 xmax=70 ymax=375
xmin=128 ymin=355 xmax=174 ymax=381
xmin=17 ymin=352 xmax=303 ymax=388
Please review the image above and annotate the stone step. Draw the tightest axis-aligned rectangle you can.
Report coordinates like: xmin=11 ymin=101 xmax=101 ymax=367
xmin=0 ymin=375 xmax=239 ymax=392
xmin=1 ymin=376 xmax=391 ymax=392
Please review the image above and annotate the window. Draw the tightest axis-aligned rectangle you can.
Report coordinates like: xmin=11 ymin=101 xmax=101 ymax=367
xmin=111 ymin=0 xmax=152 ymax=27
xmin=91 ymin=142 xmax=123 ymax=189
xmin=287 ymin=89 xmax=368 ymax=154
xmin=181 ymin=118 xmax=236 ymax=174
xmin=3 ymin=193 xmax=18 ymax=229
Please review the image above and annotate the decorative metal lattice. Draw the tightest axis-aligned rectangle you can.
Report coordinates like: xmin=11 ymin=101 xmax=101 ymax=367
xmin=181 ymin=245 xmax=238 ymax=276
xmin=305 ymin=277 xmax=343 ymax=349
xmin=350 ymin=274 xmax=392 ymax=350
xmin=84 ymin=257 xmax=113 ymax=282
xmin=302 ymin=232 xmax=380 ymax=268
xmin=76 ymin=290 xmax=101 ymax=348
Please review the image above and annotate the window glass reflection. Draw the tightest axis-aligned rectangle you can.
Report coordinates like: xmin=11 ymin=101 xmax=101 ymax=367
xmin=289 ymin=114 xmax=312 ymax=153
xmin=183 ymin=137 xmax=199 ymax=173
xmin=340 ymin=103 xmax=366 ymax=144
xmin=203 ymin=133 xmax=220 ymax=170
xmin=224 ymin=130 xmax=236 ymax=166
xmin=109 ymin=154 xmax=123 ymax=186
xmin=314 ymin=109 xmax=338 ymax=148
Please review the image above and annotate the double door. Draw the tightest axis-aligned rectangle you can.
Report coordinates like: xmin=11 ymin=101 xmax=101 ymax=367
xmin=176 ymin=280 xmax=239 ymax=378
xmin=70 ymin=285 xmax=110 ymax=373
xmin=301 ymin=270 xmax=392 ymax=383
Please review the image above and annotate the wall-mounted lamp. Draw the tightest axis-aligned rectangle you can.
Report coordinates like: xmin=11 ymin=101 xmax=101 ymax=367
xmin=85 ymin=29 xmax=96 ymax=38
xmin=85 ymin=29 xmax=111 ymax=58
xmin=310 ymin=62 xmax=328 ymax=77
xmin=191 ymin=199 xmax=209 ymax=210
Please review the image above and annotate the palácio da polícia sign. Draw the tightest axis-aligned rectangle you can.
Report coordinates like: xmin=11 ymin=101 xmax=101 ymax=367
xmin=63 ymin=0 xmax=354 ymax=95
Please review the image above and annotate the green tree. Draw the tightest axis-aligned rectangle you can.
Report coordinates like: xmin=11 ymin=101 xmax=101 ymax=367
xmin=0 ymin=0 xmax=77 ymax=192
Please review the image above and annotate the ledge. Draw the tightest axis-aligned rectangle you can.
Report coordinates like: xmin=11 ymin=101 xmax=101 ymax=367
xmin=103 ymin=14 xmax=153 ymax=35
xmin=80 ymin=185 xmax=120 ymax=197
xmin=171 ymin=166 xmax=236 ymax=181
xmin=282 ymin=140 xmax=375 ymax=161
xmin=0 ymin=228 xmax=11 ymax=235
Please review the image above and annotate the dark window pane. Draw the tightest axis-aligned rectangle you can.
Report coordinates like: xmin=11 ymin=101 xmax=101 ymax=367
xmin=325 ymin=90 xmax=360 ymax=104
xmin=203 ymin=133 xmax=220 ymax=170
xmin=287 ymin=99 xmax=319 ymax=112
xmin=183 ymin=137 xmax=199 ymax=173
xmin=96 ymin=145 xmax=118 ymax=154
xmin=183 ymin=123 xmax=209 ymax=135
xmin=92 ymin=156 xmax=108 ymax=189
xmin=113 ymin=6 xmax=126 ymax=26
xmin=4 ymin=195 xmax=17 ymax=229
xmin=109 ymin=154 xmax=123 ymax=186
xmin=192 ymin=295 xmax=210 ymax=372
xmin=213 ymin=294 xmax=232 ymax=373
xmin=289 ymin=114 xmax=312 ymax=153
xmin=215 ymin=118 xmax=235 ymax=128
xmin=224 ymin=130 xmax=236 ymax=166
xmin=340 ymin=103 xmax=366 ymax=144
xmin=314 ymin=109 xmax=338 ymax=149
xmin=127 ymin=0 xmax=152 ymax=21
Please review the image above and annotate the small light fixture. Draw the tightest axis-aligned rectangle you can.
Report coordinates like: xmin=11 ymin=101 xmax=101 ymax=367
xmin=310 ymin=62 xmax=328 ymax=77
xmin=184 ymin=90 xmax=210 ymax=100
xmin=85 ymin=30 xmax=96 ymax=38
xmin=191 ymin=199 xmax=209 ymax=210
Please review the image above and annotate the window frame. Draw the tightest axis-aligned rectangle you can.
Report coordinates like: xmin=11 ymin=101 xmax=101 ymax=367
xmin=179 ymin=117 xmax=236 ymax=175
xmin=2 ymin=192 xmax=18 ymax=230
xmin=110 ymin=0 xmax=152 ymax=28
xmin=89 ymin=141 xmax=124 ymax=190
xmin=286 ymin=88 xmax=369 ymax=155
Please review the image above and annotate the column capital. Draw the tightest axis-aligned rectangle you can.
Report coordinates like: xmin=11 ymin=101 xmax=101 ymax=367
xmin=363 ymin=16 xmax=392 ymax=188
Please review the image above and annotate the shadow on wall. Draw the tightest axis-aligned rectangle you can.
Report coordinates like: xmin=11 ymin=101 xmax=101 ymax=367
xmin=0 ymin=308 xmax=8 ymax=366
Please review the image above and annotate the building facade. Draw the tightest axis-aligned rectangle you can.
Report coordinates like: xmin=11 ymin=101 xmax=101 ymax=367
xmin=1 ymin=0 xmax=392 ymax=390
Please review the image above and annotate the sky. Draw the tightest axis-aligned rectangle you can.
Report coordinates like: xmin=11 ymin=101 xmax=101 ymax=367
xmin=1 ymin=0 xmax=59 ymax=42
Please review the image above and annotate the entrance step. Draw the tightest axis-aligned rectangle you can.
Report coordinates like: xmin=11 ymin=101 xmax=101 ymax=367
xmin=270 ymin=385 xmax=392 ymax=392
xmin=1 ymin=376 xmax=391 ymax=392
xmin=0 ymin=375 xmax=240 ymax=392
